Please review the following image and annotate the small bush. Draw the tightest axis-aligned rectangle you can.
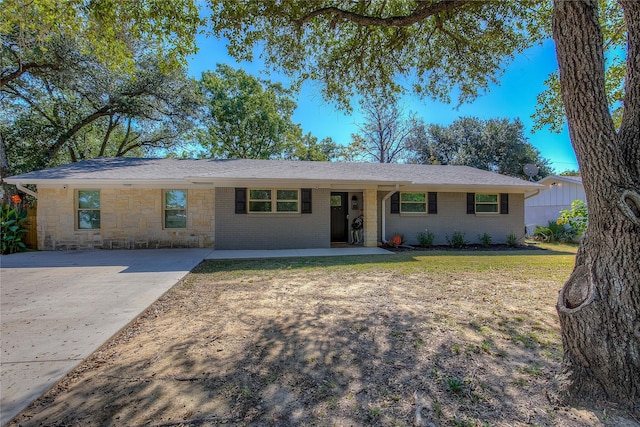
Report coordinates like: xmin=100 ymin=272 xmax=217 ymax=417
xmin=446 ymin=231 xmax=468 ymax=249
xmin=1 ymin=204 xmax=28 ymax=255
xmin=557 ymin=200 xmax=588 ymax=236
xmin=506 ymin=233 xmax=520 ymax=247
xmin=533 ymin=221 xmax=576 ymax=243
xmin=387 ymin=233 xmax=403 ymax=247
xmin=478 ymin=232 xmax=492 ymax=247
xmin=417 ymin=229 xmax=434 ymax=247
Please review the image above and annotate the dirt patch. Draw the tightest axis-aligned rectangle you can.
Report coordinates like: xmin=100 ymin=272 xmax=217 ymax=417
xmin=9 ymin=253 xmax=638 ymax=426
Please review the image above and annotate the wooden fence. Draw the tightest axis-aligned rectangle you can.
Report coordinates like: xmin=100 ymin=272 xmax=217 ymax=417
xmin=23 ymin=204 xmax=38 ymax=249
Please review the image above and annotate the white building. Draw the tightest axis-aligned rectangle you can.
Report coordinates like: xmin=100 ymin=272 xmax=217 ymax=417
xmin=525 ymin=175 xmax=585 ymax=234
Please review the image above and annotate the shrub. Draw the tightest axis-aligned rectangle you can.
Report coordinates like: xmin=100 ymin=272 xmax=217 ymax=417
xmin=1 ymin=204 xmax=28 ymax=255
xmin=388 ymin=233 xmax=403 ymax=247
xmin=446 ymin=231 xmax=468 ymax=249
xmin=417 ymin=229 xmax=435 ymax=248
xmin=533 ymin=220 xmax=576 ymax=243
xmin=506 ymin=232 xmax=520 ymax=247
xmin=557 ymin=200 xmax=588 ymax=236
xmin=478 ymin=232 xmax=492 ymax=247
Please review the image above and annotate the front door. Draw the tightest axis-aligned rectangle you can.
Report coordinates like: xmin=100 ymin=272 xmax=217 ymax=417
xmin=330 ymin=192 xmax=348 ymax=242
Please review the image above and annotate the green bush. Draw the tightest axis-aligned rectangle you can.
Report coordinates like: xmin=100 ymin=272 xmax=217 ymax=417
xmin=533 ymin=220 xmax=576 ymax=243
xmin=478 ymin=232 xmax=492 ymax=247
xmin=1 ymin=204 xmax=28 ymax=255
xmin=506 ymin=232 xmax=520 ymax=247
xmin=446 ymin=231 xmax=468 ymax=249
xmin=417 ymin=229 xmax=435 ymax=247
xmin=557 ymin=200 xmax=588 ymax=236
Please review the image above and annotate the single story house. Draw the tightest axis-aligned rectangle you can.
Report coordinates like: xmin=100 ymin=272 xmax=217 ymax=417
xmin=5 ymin=158 xmax=542 ymax=250
xmin=524 ymin=175 xmax=585 ymax=234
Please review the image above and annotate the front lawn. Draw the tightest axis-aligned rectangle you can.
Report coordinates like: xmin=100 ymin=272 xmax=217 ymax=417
xmin=12 ymin=245 xmax=631 ymax=426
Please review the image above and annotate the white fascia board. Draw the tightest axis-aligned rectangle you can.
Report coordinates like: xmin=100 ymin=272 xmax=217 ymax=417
xmin=379 ymin=183 xmax=543 ymax=193
xmin=12 ymin=179 xmax=196 ymax=188
xmin=187 ymin=177 xmax=410 ymax=189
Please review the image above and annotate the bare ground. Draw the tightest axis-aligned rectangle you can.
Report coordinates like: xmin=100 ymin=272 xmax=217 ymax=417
xmin=8 ymin=252 xmax=640 ymax=426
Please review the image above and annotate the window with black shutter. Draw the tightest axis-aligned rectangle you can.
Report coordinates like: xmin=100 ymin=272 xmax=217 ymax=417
xmin=500 ymin=193 xmax=509 ymax=214
xmin=390 ymin=192 xmax=400 ymax=214
xmin=428 ymin=192 xmax=437 ymax=214
xmin=467 ymin=193 xmax=475 ymax=214
xmin=301 ymin=188 xmax=312 ymax=213
xmin=235 ymin=188 xmax=247 ymax=214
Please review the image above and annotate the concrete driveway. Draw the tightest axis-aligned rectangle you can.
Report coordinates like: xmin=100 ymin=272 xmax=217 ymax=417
xmin=0 ymin=248 xmax=212 ymax=426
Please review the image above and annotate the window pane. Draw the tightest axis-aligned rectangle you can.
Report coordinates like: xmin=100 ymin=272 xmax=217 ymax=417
xmin=78 ymin=210 xmax=100 ymax=229
xmin=78 ymin=190 xmax=100 ymax=209
xmin=165 ymin=190 xmax=186 ymax=209
xmin=401 ymin=203 xmax=426 ymax=213
xmin=250 ymin=189 xmax=271 ymax=200
xmin=249 ymin=201 xmax=272 ymax=212
xmin=476 ymin=204 xmax=498 ymax=213
xmin=277 ymin=190 xmax=298 ymax=200
xmin=277 ymin=202 xmax=298 ymax=212
xmin=330 ymin=195 xmax=342 ymax=206
xmin=165 ymin=210 xmax=187 ymax=228
xmin=401 ymin=192 xmax=426 ymax=202
xmin=476 ymin=194 xmax=497 ymax=203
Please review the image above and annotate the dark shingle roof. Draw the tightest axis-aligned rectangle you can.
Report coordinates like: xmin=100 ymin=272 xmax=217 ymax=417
xmin=5 ymin=157 xmax=542 ymax=190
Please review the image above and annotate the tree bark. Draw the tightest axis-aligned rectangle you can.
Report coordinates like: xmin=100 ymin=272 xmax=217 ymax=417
xmin=552 ymin=0 xmax=640 ymax=408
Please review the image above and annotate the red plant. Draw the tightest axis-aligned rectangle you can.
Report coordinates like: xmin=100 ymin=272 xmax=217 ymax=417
xmin=11 ymin=194 xmax=22 ymax=204
xmin=389 ymin=234 xmax=402 ymax=246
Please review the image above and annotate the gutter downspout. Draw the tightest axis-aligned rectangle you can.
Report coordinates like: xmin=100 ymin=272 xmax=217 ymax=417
xmin=16 ymin=182 xmax=38 ymax=199
xmin=381 ymin=184 xmax=399 ymax=244
xmin=524 ymin=189 xmax=541 ymax=200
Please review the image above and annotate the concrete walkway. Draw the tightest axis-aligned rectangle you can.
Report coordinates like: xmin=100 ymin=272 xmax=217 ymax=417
xmin=0 ymin=246 xmax=391 ymax=425
xmin=0 ymin=249 xmax=212 ymax=426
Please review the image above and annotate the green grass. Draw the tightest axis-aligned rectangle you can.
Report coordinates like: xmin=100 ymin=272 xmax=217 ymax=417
xmin=193 ymin=245 xmax=576 ymax=281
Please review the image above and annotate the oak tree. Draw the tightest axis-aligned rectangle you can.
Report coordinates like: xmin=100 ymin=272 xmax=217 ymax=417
xmin=409 ymin=117 xmax=553 ymax=179
xmin=1 ymin=0 xmax=201 ymax=88
xmin=209 ymin=0 xmax=640 ymax=408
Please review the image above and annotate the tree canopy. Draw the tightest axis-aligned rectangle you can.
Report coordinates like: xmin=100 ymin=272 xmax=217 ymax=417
xmin=1 ymin=39 xmax=201 ymax=175
xmin=1 ymin=0 xmax=202 ymax=86
xmin=350 ymin=95 xmax=415 ymax=163
xmin=409 ymin=117 xmax=553 ymax=179
xmin=210 ymin=1 xmax=547 ymax=110
xmin=199 ymin=64 xmax=340 ymax=161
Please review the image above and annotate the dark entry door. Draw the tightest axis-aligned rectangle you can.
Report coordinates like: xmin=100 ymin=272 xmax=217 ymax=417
xmin=330 ymin=192 xmax=348 ymax=242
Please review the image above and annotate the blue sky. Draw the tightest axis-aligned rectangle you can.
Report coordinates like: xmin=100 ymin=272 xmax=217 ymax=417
xmin=188 ymin=34 xmax=579 ymax=173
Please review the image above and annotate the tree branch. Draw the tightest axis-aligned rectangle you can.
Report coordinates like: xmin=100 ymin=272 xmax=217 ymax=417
xmin=299 ymin=1 xmax=470 ymax=27
xmin=46 ymin=105 xmax=112 ymax=161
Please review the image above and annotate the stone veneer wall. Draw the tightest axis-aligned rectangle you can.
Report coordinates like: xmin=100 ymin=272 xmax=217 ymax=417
xmin=362 ymin=189 xmax=379 ymax=247
xmin=36 ymin=187 xmax=215 ymax=250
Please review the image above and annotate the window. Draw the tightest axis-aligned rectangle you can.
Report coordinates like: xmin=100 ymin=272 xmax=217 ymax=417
xmin=77 ymin=190 xmax=101 ymax=229
xmin=248 ymin=189 xmax=299 ymax=213
xmin=164 ymin=190 xmax=187 ymax=228
xmin=400 ymin=192 xmax=426 ymax=213
xmin=391 ymin=192 xmax=437 ymax=214
xmin=475 ymin=194 xmax=499 ymax=213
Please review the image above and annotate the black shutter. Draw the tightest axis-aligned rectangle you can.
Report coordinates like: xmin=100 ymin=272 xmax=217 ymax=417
xmin=467 ymin=193 xmax=475 ymax=214
xmin=390 ymin=192 xmax=400 ymax=214
xmin=301 ymin=188 xmax=312 ymax=213
xmin=500 ymin=193 xmax=509 ymax=214
xmin=235 ymin=188 xmax=247 ymax=214
xmin=428 ymin=192 xmax=437 ymax=214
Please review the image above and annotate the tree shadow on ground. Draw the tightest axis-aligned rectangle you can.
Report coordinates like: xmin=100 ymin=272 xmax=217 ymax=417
xmin=9 ymin=263 xmax=580 ymax=426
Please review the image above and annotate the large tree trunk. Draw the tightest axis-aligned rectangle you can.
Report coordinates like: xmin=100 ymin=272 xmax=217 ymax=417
xmin=552 ymin=0 xmax=640 ymax=408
